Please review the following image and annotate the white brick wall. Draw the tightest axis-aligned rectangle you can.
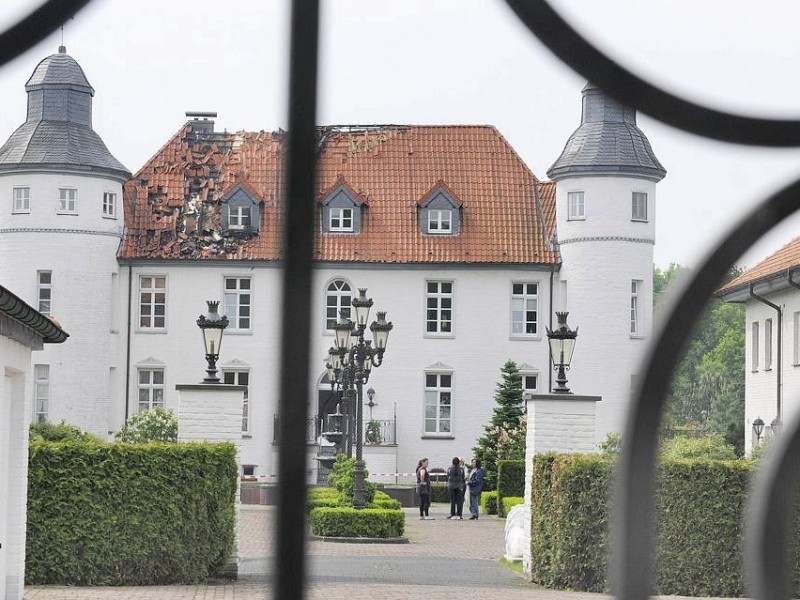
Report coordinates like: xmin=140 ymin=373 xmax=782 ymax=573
xmin=176 ymin=383 xmax=245 ymax=577
xmin=522 ymin=393 xmax=600 ymax=580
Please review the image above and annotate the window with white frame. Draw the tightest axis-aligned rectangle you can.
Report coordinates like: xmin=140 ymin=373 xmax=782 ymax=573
xmin=224 ymin=277 xmax=252 ymax=330
xmin=223 ymin=370 xmax=250 ymax=432
xmin=58 ymin=188 xmax=77 ymax=213
xmin=567 ymin=191 xmax=585 ymax=220
xmin=631 ymin=192 xmax=648 ymax=221
xmin=794 ymin=311 xmax=800 ymax=365
xmin=34 ymin=364 xmax=49 ymax=423
xmin=139 ymin=276 xmax=166 ymax=329
xmin=37 ymin=271 xmax=52 ymax=315
xmin=752 ymin=322 xmax=759 ymax=371
xmin=13 ymin=186 xmax=30 ymax=213
xmin=765 ymin=318 xmax=773 ymax=370
xmin=329 ymin=207 xmax=353 ymax=232
xmin=326 ymin=279 xmax=352 ymax=330
xmin=511 ymin=282 xmax=538 ymax=335
xmin=424 ymin=372 xmax=452 ymax=434
xmin=229 ymin=205 xmax=251 ymax=229
xmin=522 ymin=373 xmax=538 ymax=393
xmin=426 ymin=281 xmax=453 ymax=334
xmin=630 ymin=280 xmax=641 ymax=335
xmin=137 ymin=368 xmax=165 ymax=412
xmin=428 ymin=209 xmax=452 ymax=234
xmin=102 ymin=192 xmax=117 ymax=218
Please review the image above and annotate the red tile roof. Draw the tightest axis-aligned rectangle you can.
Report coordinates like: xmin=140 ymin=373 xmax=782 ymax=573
xmin=119 ymin=124 xmax=559 ymax=266
xmin=718 ymin=235 xmax=800 ymax=295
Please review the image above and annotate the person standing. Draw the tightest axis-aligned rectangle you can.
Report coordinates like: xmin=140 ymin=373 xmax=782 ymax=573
xmin=457 ymin=457 xmax=467 ymax=519
xmin=467 ymin=457 xmax=484 ymax=520
xmin=447 ymin=456 xmax=465 ymax=519
xmin=416 ymin=458 xmax=433 ymax=520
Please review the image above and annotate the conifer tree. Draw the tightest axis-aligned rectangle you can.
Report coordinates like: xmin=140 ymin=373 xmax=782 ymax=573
xmin=472 ymin=360 xmax=526 ymax=490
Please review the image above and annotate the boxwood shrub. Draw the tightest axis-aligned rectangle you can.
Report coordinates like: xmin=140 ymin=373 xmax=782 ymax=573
xmin=501 ymin=496 xmax=524 ymax=517
xmin=481 ymin=490 xmax=498 ymax=515
xmin=26 ymin=439 xmax=237 ymax=585
xmin=309 ymin=507 xmax=405 ymax=538
xmin=496 ymin=460 xmax=525 ymax=517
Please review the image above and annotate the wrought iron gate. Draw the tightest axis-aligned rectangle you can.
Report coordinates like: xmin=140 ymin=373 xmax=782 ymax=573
xmin=8 ymin=1 xmax=800 ymax=599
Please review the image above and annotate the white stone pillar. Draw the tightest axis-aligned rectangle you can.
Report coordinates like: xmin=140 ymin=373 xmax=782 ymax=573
xmin=522 ymin=392 xmax=601 ymax=580
xmin=176 ymin=383 xmax=245 ymax=578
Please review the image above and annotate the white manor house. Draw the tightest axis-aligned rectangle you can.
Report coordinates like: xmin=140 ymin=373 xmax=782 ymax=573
xmin=0 ymin=47 xmax=666 ymax=482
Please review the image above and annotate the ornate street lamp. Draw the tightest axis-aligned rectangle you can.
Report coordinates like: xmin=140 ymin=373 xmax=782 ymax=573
xmin=546 ymin=311 xmax=578 ymax=394
xmin=324 ymin=288 xmax=393 ymax=509
xmin=770 ymin=417 xmax=782 ymax=437
xmin=196 ymin=300 xmax=229 ymax=383
xmin=752 ymin=417 xmax=765 ymax=444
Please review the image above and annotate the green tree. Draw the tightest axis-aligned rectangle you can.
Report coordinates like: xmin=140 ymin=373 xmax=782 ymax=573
xmin=115 ymin=407 xmax=178 ymax=443
xmin=655 ymin=265 xmax=745 ymax=440
xmin=473 ymin=360 xmax=526 ymax=491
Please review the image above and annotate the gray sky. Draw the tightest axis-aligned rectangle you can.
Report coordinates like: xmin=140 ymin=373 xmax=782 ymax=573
xmin=2 ymin=0 xmax=800 ymax=270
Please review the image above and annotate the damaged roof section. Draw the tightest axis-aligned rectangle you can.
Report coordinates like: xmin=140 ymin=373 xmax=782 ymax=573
xmin=120 ymin=122 xmax=560 ymax=266
xmin=122 ymin=120 xmax=282 ymax=260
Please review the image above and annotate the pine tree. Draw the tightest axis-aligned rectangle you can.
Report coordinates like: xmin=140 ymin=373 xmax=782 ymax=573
xmin=472 ymin=360 xmax=526 ymax=491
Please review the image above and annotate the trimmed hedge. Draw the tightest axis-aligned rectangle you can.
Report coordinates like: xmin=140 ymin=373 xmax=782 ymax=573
xmin=529 ymin=454 xmax=800 ymax=597
xmin=481 ymin=490 xmax=498 ymax=515
xmin=26 ymin=439 xmax=237 ymax=585
xmin=309 ymin=507 xmax=405 ymax=538
xmin=496 ymin=460 xmax=525 ymax=517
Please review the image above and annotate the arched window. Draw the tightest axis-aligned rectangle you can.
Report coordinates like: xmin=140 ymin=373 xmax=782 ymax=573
xmin=325 ymin=279 xmax=352 ymax=330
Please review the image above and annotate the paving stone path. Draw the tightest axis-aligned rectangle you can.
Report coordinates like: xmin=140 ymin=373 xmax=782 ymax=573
xmin=22 ymin=503 xmax=609 ymax=600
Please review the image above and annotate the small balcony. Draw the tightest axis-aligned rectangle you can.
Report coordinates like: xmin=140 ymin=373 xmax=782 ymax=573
xmin=272 ymin=413 xmax=396 ymax=446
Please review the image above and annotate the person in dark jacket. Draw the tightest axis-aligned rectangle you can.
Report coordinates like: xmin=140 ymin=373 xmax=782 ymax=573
xmin=416 ymin=458 xmax=433 ymax=520
xmin=447 ymin=456 xmax=465 ymax=519
xmin=467 ymin=457 xmax=485 ymax=520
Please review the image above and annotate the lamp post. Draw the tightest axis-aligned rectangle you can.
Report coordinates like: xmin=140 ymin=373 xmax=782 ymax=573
xmin=325 ymin=288 xmax=392 ymax=509
xmin=770 ymin=417 xmax=782 ymax=437
xmin=752 ymin=417 xmax=765 ymax=444
xmin=196 ymin=300 xmax=229 ymax=383
xmin=546 ymin=311 xmax=578 ymax=394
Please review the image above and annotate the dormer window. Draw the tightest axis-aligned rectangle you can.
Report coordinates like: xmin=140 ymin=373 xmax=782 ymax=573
xmin=320 ymin=177 xmax=365 ymax=234
xmin=428 ymin=209 xmax=452 ymax=234
xmin=221 ymin=183 xmax=260 ymax=235
xmin=418 ymin=181 xmax=462 ymax=235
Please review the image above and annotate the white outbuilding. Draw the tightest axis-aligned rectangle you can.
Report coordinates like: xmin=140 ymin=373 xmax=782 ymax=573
xmin=0 ymin=285 xmax=68 ymax=600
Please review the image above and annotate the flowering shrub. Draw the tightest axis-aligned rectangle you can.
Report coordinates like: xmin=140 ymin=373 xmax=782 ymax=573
xmin=115 ymin=407 xmax=178 ymax=443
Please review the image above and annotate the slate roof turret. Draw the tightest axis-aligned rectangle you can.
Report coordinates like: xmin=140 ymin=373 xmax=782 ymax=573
xmin=0 ymin=46 xmax=129 ymax=181
xmin=547 ymin=83 xmax=666 ymax=182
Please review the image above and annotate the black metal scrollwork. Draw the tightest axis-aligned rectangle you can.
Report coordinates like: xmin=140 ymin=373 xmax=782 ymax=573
xmin=4 ymin=1 xmax=799 ymax=599
xmin=0 ymin=0 xmax=92 ymax=66
xmin=503 ymin=2 xmax=800 ymax=600
xmin=505 ymin=0 xmax=800 ymax=148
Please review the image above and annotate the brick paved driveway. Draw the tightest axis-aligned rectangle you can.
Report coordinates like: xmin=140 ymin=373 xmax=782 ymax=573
xmin=23 ymin=503 xmax=600 ymax=600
